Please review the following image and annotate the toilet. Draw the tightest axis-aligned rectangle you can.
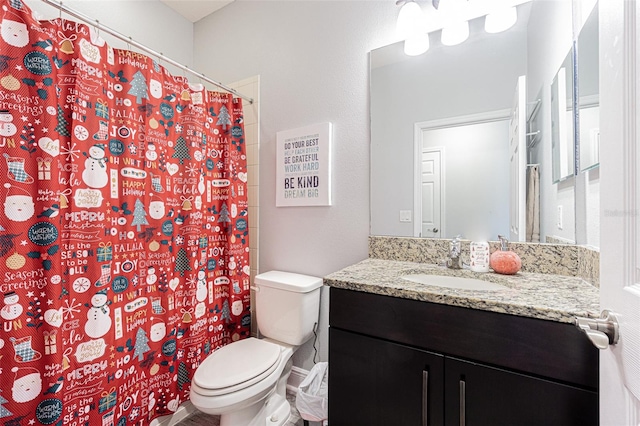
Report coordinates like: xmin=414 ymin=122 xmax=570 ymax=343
xmin=189 ymin=270 xmax=323 ymax=426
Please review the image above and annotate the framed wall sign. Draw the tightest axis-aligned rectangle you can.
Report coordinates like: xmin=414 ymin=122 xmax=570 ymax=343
xmin=276 ymin=122 xmax=332 ymax=207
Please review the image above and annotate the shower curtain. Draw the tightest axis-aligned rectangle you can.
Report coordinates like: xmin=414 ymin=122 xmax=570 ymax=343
xmin=0 ymin=1 xmax=251 ymax=425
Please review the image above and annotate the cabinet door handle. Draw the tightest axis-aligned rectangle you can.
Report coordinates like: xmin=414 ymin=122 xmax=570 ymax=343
xmin=459 ymin=379 xmax=466 ymax=426
xmin=422 ymin=370 xmax=429 ymax=426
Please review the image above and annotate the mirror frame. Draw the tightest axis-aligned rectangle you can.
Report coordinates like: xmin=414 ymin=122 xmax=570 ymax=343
xmin=551 ymin=47 xmax=577 ymax=183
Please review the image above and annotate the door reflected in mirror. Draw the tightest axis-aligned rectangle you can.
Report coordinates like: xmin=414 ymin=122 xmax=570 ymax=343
xmin=414 ymin=114 xmax=510 ymax=241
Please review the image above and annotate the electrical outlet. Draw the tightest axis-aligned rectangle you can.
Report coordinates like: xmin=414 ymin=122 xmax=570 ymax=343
xmin=557 ymin=205 xmax=563 ymax=230
xmin=399 ymin=210 xmax=412 ymax=223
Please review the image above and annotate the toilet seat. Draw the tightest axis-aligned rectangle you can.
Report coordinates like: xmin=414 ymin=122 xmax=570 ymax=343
xmin=193 ymin=338 xmax=282 ymax=397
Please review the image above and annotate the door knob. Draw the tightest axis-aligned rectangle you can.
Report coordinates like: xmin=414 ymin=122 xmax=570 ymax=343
xmin=432 ymin=228 xmax=438 ymax=233
xmin=575 ymin=310 xmax=620 ymax=349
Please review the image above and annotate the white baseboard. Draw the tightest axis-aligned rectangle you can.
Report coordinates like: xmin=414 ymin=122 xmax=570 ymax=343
xmin=286 ymin=366 xmax=309 ymax=394
xmin=149 ymin=401 xmax=199 ymax=426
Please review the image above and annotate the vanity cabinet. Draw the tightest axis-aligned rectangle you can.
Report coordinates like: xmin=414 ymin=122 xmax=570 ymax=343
xmin=331 ymin=328 xmax=445 ymax=425
xmin=443 ymin=357 xmax=597 ymax=425
xmin=328 ymin=288 xmax=598 ymax=426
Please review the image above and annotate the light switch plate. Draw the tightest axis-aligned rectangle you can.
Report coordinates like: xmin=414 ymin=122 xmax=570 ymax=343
xmin=399 ymin=210 xmax=412 ymax=223
xmin=557 ymin=205 xmax=563 ymax=230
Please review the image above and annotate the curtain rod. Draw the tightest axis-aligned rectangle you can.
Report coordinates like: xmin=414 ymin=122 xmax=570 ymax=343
xmin=40 ymin=0 xmax=254 ymax=104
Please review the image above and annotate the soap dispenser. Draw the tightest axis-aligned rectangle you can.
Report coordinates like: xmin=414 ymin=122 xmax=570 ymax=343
xmin=490 ymin=235 xmax=522 ymax=275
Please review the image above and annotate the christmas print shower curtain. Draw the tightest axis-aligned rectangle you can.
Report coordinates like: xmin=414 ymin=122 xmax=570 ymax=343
xmin=0 ymin=1 xmax=251 ymax=425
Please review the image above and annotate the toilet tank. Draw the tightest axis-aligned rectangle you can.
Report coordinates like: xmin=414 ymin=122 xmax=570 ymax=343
xmin=254 ymin=271 xmax=323 ymax=346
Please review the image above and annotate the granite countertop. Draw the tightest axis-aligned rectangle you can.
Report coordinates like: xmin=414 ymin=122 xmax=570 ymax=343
xmin=323 ymin=258 xmax=600 ymax=324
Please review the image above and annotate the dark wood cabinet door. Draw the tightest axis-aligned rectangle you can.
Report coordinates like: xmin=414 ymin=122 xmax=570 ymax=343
xmin=329 ymin=328 xmax=445 ymax=426
xmin=444 ymin=357 xmax=598 ymax=426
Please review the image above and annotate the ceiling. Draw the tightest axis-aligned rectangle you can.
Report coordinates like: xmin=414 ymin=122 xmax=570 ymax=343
xmin=159 ymin=0 xmax=234 ymax=22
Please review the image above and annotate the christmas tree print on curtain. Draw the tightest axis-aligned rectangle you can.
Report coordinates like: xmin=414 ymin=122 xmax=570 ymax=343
xmin=218 ymin=203 xmax=231 ymax=231
xmin=131 ymin=198 xmax=149 ymax=231
xmin=0 ymin=1 xmax=250 ymax=425
xmin=174 ymin=247 xmax=192 ymax=276
xmin=221 ymin=299 xmax=231 ymax=323
xmin=54 ymin=104 xmax=71 ymax=137
xmin=0 ymin=394 xmax=12 ymax=419
xmin=172 ymin=135 xmax=191 ymax=164
xmin=216 ymin=105 xmax=232 ymax=130
xmin=128 ymin=70 xmax=149 ymax=104
xmin=177 ymin=362 xmax=190 ymax=391
xmin=133 ymin=327 xmax=151 ymax=361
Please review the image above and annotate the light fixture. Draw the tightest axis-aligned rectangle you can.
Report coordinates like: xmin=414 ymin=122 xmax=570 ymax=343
xmin=485 ymin=5 xmax=518 ymax=34
xmin=397 ymin=0 xmax=429 ymax=55
xmin=397 ymin=0 xmax=520 ymax=55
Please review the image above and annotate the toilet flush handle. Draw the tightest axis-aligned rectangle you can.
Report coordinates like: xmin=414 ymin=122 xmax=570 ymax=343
xmin=251 ymin=285 xmax=260 ymax=292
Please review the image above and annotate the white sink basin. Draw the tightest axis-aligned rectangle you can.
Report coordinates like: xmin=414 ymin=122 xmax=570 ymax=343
xmin=402 ymin=274 xmax=507 ymax=291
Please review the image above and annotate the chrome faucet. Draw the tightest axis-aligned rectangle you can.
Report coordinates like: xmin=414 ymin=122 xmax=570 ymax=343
xmin=446 ymin=235 xmax=463 ymax=269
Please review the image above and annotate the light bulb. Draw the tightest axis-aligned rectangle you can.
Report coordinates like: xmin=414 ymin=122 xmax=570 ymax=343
xmin=485 ymin=5 xmax=517 ymax=34
xmin=439 ymin=0 xmax=469 ymax=46
xmin=397 ymin=1 xmax=426 ymax=40
xmin=404 ymin=32 xmax=430 ymax=56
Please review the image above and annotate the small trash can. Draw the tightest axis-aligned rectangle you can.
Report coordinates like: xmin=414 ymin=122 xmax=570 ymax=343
xmin=296 ymin=362 xmax=328 ymax=426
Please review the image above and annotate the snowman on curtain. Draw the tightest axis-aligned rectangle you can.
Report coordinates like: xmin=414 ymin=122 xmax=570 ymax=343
xmin=82 ymin=144 xmax=109 ymax=188
xmin=85 ymin=288 xmax=112 ymax=338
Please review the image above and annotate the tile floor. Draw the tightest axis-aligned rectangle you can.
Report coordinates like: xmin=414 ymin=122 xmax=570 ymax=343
xmin=176 ymin=391 xmax=304 ymax=426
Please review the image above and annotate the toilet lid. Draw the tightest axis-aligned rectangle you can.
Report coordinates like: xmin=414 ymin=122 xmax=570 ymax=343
xmin=194 ymin=338 xmax=281 ymax=392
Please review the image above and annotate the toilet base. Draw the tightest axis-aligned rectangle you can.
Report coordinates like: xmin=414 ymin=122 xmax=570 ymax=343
xmin=220 ymin=391 xmax=290 ymax=426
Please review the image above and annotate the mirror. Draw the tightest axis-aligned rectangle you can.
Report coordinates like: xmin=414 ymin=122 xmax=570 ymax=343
xmin=577 ymin=4 xmax=599 ymax=172
xmin=551 ymin=50 xmax=575 ymax=183
xmin=371 ymin=0 xmax=578 ymax=242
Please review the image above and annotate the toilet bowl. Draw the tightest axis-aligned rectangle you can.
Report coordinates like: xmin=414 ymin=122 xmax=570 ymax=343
xmin=189 ymin=271 xmax=322 ymax=426
xmin=190 ymin=338 xmax=295 ymax=425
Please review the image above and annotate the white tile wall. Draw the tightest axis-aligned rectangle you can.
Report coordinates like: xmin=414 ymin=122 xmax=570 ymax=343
xmin=227 ymin=75 xmax=260 ymax=334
